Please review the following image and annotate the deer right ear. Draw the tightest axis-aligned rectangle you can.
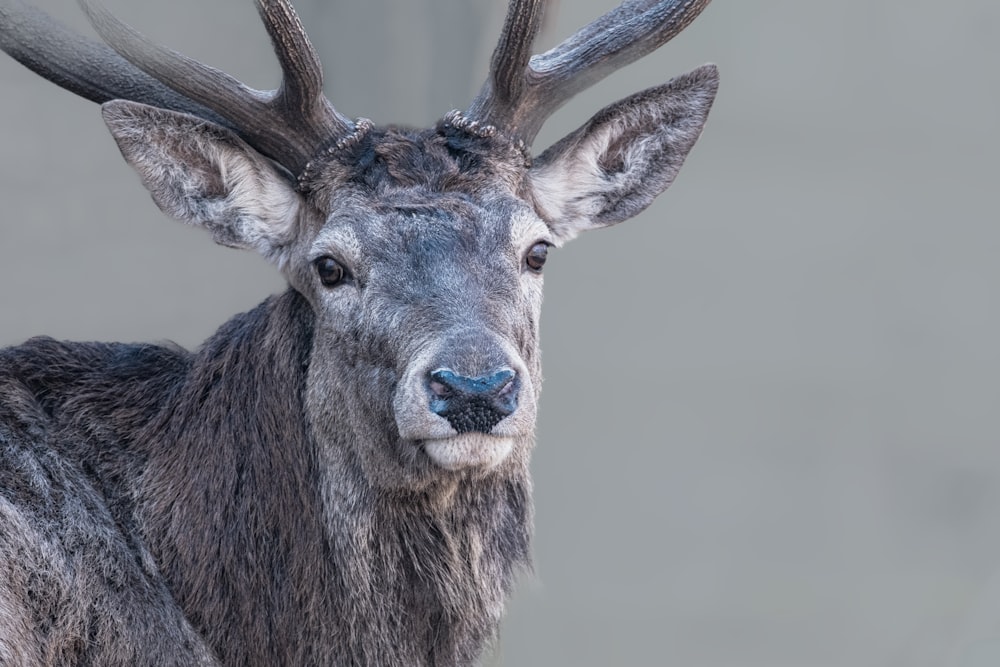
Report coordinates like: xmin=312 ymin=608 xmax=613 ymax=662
xmin=101 ymin=100 xmax=301 ymax=260
xmin=528 ymin=65 xmax=718 ymax=244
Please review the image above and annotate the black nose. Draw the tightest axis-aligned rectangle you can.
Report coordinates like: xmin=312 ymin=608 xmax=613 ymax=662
xmin=428 ymin=368 xmax=519 ymax=434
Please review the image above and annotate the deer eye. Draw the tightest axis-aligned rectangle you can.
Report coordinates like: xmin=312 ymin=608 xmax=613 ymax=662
xmin=524 ymin=243 xmax=549 ymax=273
xmin=314 ymin=256 xmax=346 ymax=287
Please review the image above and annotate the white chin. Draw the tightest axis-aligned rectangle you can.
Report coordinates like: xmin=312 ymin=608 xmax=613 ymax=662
xmin=422 ymin=434 xmax=515 ymax=471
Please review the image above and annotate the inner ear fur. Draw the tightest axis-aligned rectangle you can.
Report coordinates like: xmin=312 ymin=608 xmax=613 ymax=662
xmin=528 ymin=64 xmax=719 ymax=244
xmin=101 ymin=100 xmax=301 ymax=258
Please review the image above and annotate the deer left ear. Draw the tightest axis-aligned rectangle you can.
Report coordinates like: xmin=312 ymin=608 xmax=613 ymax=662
xmin=528 ymin=64 xmax=719 ymax=244
xmin=101 ymin=100 xmax=302 ymax=261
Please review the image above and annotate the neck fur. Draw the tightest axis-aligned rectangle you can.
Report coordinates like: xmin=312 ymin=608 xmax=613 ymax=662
xmin=138 ymin=289 xmax=532 ymax=665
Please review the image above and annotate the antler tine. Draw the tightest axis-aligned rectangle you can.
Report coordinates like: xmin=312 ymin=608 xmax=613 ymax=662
xmin=79 ymin=0 xmax=353 ymax=176
xmin=476 ymin=0 xmax=548 ymax=119
xmin=468 ymin=0 xmax=713 ymax=146
xmin=256 ymin=0 xmax=336 ymax=121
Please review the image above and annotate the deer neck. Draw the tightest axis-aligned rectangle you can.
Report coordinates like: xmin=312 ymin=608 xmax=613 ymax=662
xmin=140 ymin=288 xmax=532 ymax=664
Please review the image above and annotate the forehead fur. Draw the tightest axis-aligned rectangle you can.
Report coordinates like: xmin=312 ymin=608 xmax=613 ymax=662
xmin=301 ymin=124 xmax=529 ymax=205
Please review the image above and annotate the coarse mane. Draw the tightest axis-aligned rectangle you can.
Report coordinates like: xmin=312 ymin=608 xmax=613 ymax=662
xmin=0 ymin=289 xmax=531 ymax=664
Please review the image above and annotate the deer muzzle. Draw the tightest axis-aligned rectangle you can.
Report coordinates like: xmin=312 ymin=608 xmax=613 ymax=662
xmin=393 ymin=333 xmax=536 ymax=470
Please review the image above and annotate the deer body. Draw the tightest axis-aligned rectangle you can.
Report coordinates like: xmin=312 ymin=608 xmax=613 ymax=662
xmin=0 ymin=1 xmax=718 ymax=664
xmin=1 ymin=290 xmax=527 ymax=664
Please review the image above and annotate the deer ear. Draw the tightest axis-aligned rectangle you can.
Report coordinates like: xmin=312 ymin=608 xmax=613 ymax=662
xmin=528 ymin=64 xmax=718 ymax=244
xmin=101 ymin=100 xmax=301 ymax=260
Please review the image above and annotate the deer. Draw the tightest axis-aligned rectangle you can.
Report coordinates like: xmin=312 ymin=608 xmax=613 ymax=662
xmin=0 ymin=0 xmax=717 ymax=664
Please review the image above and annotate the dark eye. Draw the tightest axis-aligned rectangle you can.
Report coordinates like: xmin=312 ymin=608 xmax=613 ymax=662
xmin=314 ymin=256 xmax=346 ymax=287
xmin=525 ymin=242 xmax=549 ymax=273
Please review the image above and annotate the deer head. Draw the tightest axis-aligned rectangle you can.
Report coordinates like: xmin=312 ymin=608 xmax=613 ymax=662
xmin=0 ymin=0 xmax=718 ymax=491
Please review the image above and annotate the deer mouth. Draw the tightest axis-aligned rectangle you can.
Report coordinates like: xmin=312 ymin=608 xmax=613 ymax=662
xmin=420 ymin=433 xmax=516 ymax=471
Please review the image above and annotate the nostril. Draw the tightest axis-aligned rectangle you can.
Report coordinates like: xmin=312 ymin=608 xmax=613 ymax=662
xmin=428 ymin=378 xmax=453 ymax=399
xmin=497 ymin=377 xmax=516 ymax=398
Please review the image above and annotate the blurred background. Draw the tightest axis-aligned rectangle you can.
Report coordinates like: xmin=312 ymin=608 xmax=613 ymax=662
xmin=2 ymin=1 xmax=999 ymax=665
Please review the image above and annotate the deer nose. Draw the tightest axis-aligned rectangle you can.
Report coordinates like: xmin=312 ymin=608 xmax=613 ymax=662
xmin=428 ymin=368 xmax=519 ymax=434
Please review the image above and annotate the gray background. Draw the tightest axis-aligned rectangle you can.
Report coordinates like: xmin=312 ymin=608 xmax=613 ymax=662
xmin=2 ymin=1 xmax=999 ymax=665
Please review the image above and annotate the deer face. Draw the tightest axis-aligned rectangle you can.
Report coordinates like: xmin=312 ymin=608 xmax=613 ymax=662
xmin=292 ymin=128 xmax=549 ymax=483
xmin=301 ymin=190 xmax=546 ymax=479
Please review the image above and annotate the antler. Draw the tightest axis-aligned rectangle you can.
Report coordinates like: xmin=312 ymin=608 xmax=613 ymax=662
xmin=467 ymin=0 xmax=713 ymax=146
xmin=0 ymin=0 xmax=354 ymax=176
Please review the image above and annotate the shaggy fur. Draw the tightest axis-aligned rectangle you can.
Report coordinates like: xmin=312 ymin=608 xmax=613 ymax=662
xmin=0 ymin=292 xmax=531 ymax=665
xmin=0 ymin=1 xmax=719 ymax=664
xmin=0 ymin=76 xmax=717 ymax=664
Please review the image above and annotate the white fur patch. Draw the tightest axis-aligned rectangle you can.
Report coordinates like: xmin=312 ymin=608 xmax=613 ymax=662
xmin=509 ymin=209 xmax=554 ymax=251
xmin=529 ymin=125 xmax=617 ymax=244
xmin=423 ymin=434 xmax=515 ymax=471
xmin=216 ymin=144 xmax=301 ymax=261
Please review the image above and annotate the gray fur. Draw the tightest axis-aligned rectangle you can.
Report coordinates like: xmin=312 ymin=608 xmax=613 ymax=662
xmin=0 ymin=1 xmax=718 ymax=664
